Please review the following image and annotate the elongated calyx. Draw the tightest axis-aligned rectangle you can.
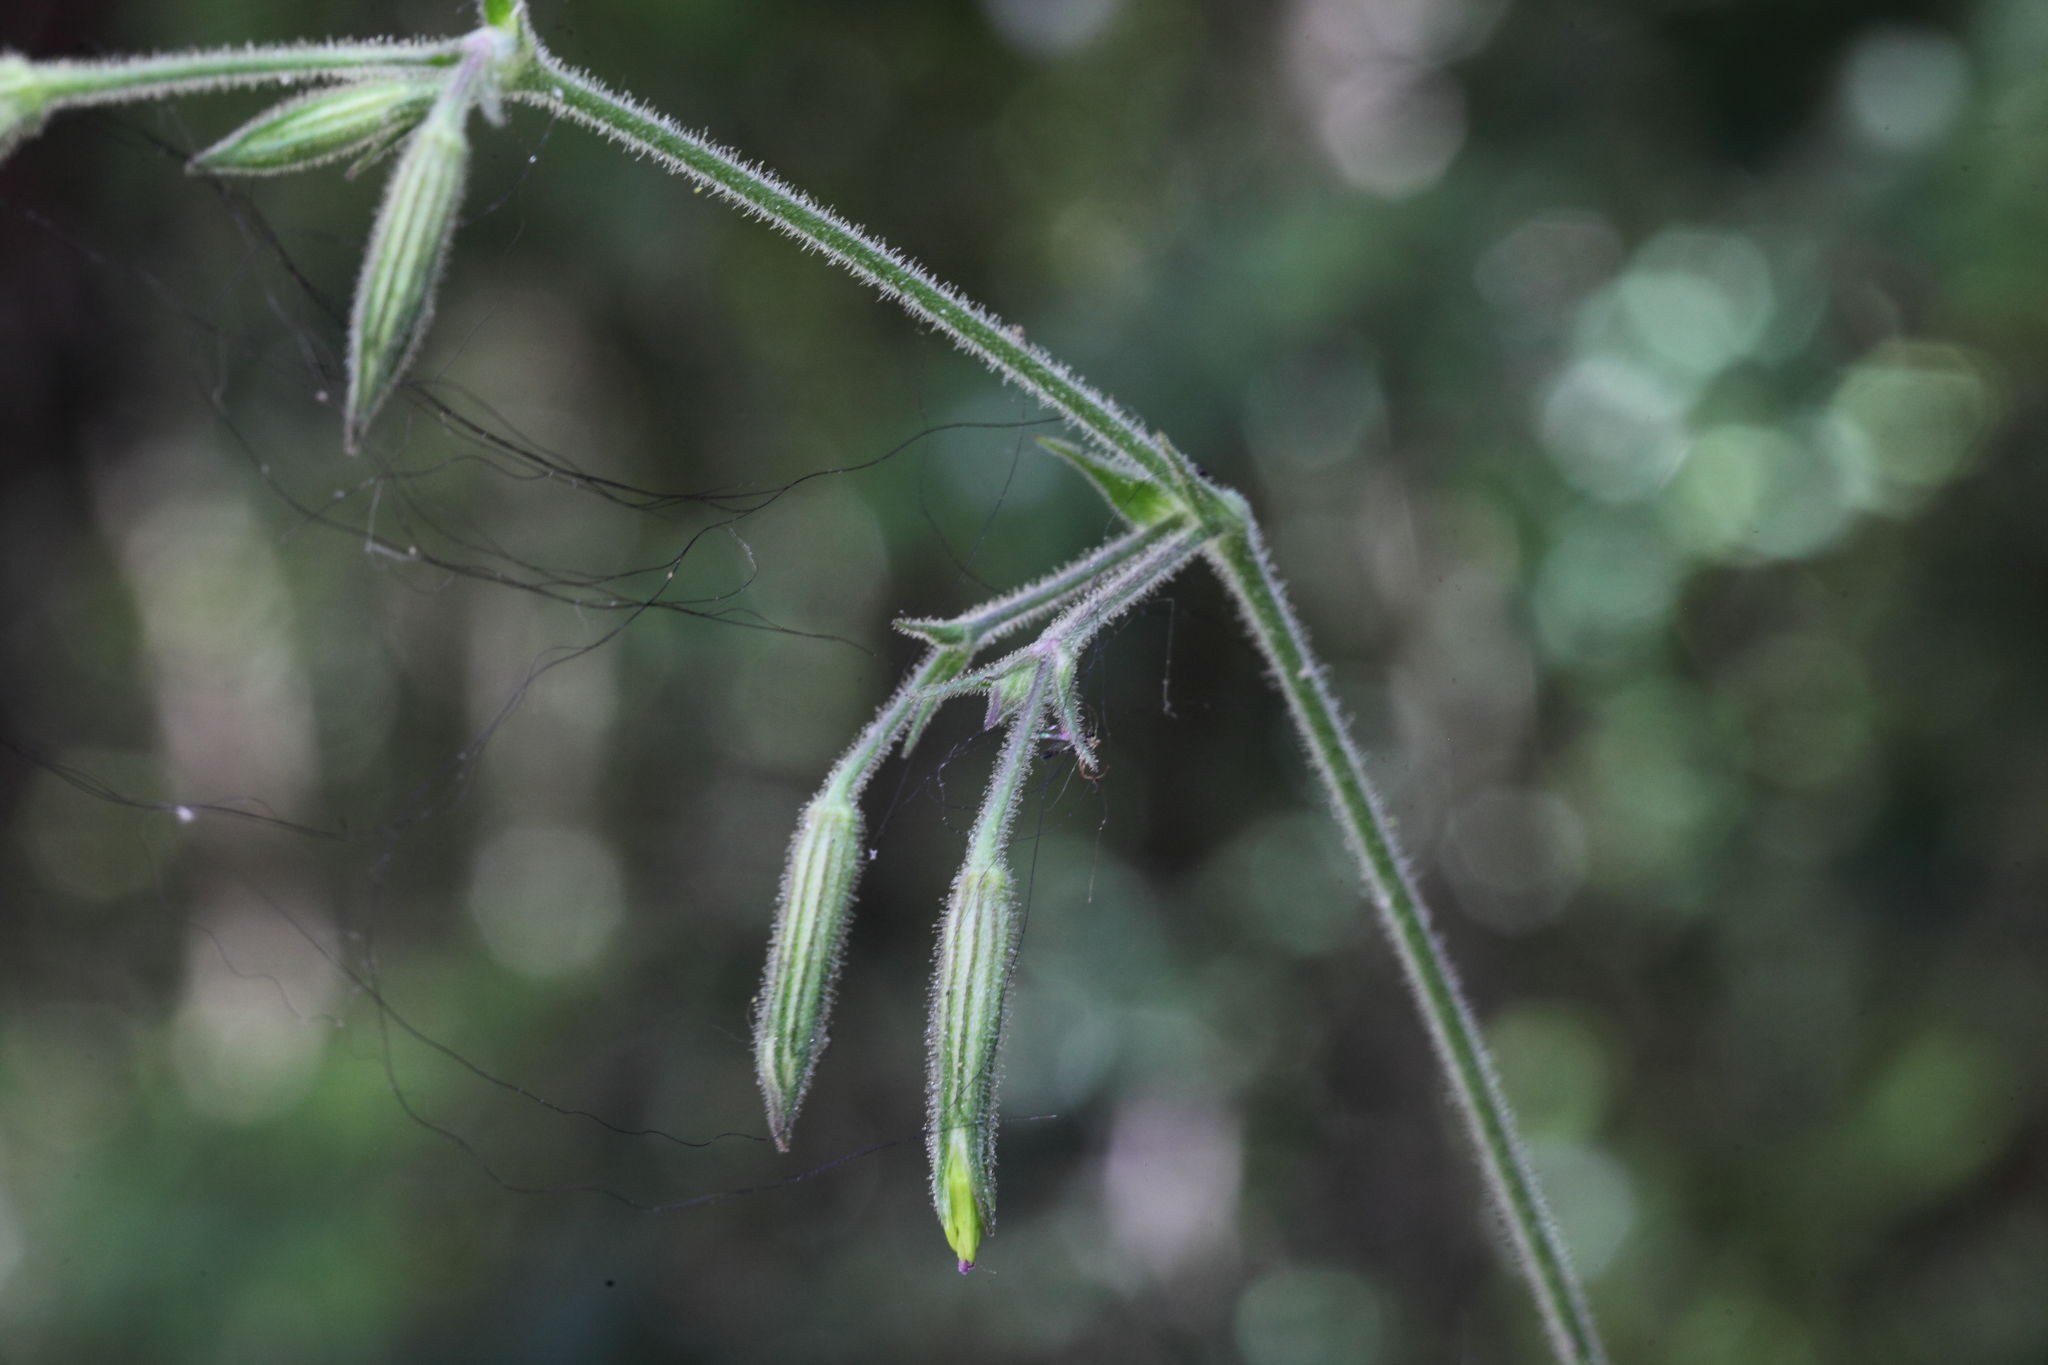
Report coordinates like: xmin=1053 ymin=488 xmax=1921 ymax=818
xmin=191 ymin=78 xmax=438 ymax=176
xmin=753 ymin=796 xmax=866 ymax=1150
xmin=344 ymin=84 xmax=472 ymax=451
xmin=927 ymin=861 xmax=1019 ymax=1272
xmin=0 ymin=55 xmax=48 ymax=165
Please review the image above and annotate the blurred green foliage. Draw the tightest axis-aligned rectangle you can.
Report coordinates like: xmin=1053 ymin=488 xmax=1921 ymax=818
xmin=2 ymin=0 xmax=2046 ymax=1362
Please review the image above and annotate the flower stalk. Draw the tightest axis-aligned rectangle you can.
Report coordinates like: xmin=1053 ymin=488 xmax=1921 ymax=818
xmin=0 ymin=41 xmax=457 ymax=136
xmin=756 ymin=519 xmax=1192 ymax=1149
xmin=12 ymin=8 xmax=1608 ymax=1358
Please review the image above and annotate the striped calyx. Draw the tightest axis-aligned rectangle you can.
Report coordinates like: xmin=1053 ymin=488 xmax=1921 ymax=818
xmin=0 ymin=55 xmax=47 ymax=165
xmin=753 ymin=795 xmax=865 ymax=1150
xmin=190 ymin=79 xmax=438 ymax=176
xmin=343 ymin=80 xmax=472 ymax=451
xmin=927 ymin=860 xmax=1019 ymax=1272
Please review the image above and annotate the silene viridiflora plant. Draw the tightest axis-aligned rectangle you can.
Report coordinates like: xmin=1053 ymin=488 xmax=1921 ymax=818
xmin=0 ymin=4 xmax=1607 ymax=1360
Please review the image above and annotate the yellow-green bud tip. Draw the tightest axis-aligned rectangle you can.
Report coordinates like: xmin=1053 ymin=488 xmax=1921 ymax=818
xmin=1 ymin=55 xmax=50 ymax=165
xmin=940 ymin=1129 xmax=982 ymax=1272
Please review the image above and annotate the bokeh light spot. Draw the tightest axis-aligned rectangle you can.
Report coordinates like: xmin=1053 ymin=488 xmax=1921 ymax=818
xmin=1539 ymin=356 xmax=1693 ymax=502
xmin=1841 ymin=26 xmax=1970 ymax=153
xmin=466 ymin=824 xmax=625 ymax=978
xmin=1668 ymin=423 xmax=1856 ymax=562
xmin=1489 ymin=1002 xmax=1614 ymax=1142
xmin=980 ymin=0 xmax=1122 ymax=56
xmin=1234 ymin=1264 xmax=1387 ymax=1365
xmin=1856 ymin=1028 xmax=2020 ymax=1197
xmin=1101 ymin=1094 xmax=1242 ymax=1280
xmin=1242 ymin=338 xmax=1387 ymax=478
xmin=1528 ymin=1141 xmax=1636 ymax=1280
xmin=1475 ymin=209 xmax=1625 ymax=323
xmin=1617 ymin=228 xmax=1775 ymax=378
xmin=1661 ymin=424 xmax=1767 ymax=560
xmin=1440 ymin=787 xmax=1588 ymax=932
xmin=1199 ymin=812 xmax=1356 ymax=956
xmin=1826 ymin=340 xmax=1998 ymax=514
xmin=1533 ymin=511 xmax=1686 ymax=664
xmin=171 ymin=896 xmax=342 ymax=1125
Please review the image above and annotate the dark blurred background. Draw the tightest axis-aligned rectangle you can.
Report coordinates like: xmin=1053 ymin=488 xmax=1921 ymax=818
xmin=3 ymin=0 xmax=2046 ymax=1361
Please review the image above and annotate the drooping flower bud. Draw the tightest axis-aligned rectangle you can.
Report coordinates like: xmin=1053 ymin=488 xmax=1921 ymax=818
xmin=190 ymin=78 xmax=436 ymax=177
xmin=927 ymin=860 xmax=1018 ymax=1271
xmin=343 ymin=82 xmax=472 ymax=451
xmin=753 ymin=795 xmax=865 ymax=1150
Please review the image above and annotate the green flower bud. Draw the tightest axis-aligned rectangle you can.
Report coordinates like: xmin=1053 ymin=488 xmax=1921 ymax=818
xmin=190 ymin=78 xmax=437 ymax=177
xmin=0 ymin=55 xmax=49 ymax=166
xmin=753 ymin=795 xmax=866 ymax=1150
xmin=982 ymin=664 xmax=1038 ymax=731
xmin=344 ymin=90 xmax=470 ymax=451
xmin=927 ymin=860 xmax=1018 ymax=1271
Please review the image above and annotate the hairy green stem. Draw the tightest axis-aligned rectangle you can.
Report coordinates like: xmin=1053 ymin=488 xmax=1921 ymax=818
xmin=899 ymin=518 xmax=1185 ymax=652
xmin=929 ymin=521 xmax=1208 ymax=702
xmin=1034 ymin=523 xmax=1207 ymax=657
xmin=516 ymin=56 xmax=1195 ymax=495
xmin=27 ymin=41 xmax=458 ymax=111
xmin=962 ymin=665 xmax=1051 ymax=870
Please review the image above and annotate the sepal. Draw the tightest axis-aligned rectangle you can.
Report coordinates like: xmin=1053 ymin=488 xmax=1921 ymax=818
xmin=1037 ymin=435 xmax=1182 ymax=527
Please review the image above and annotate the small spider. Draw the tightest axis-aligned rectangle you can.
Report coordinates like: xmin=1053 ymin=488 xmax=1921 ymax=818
xmin=1035 ymin=717 xmax=1101 ymax=779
